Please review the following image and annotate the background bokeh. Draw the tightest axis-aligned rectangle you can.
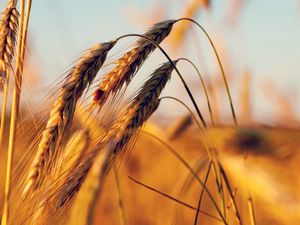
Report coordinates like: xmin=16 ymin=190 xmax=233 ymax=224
xmin=1 ymin=0 xmax=299 ymax=123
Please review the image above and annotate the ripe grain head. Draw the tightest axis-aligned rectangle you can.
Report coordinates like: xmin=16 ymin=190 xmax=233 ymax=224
xmin=22 ymin=40 xmax=116 ymax=198
xmin=0 ymin=0 xmax=19 ymax=87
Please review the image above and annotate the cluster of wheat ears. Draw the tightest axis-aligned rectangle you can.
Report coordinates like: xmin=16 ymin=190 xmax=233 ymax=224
xmin=0 ymin=0 xmax=258 ymax=225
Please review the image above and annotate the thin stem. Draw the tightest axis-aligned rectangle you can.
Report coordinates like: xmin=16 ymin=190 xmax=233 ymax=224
xmin=0 ymin=74 xmax=10 ymax=153
xmin=176 ymin=18 xmax=237 ymax=126
xmin=128 ymin=176 xmax=221 ymax=222
xmin=193 ymin=161 xmax=212 ymax=225
xmin=141 ymin=131 xmax=228 ymax=225
xmin=116 ymin=34 xmax=207 ymax=128
xmin=211 ymin=160 xmax=226 ymax=220
xmin=21 ymin=0 xmax=32 ymax=58
xmin=177 ymin=57 xmax=215 ymax=126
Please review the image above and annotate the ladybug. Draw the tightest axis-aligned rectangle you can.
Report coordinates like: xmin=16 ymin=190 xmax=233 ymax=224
xmin=93 ymin=89 xmax=105 ymax=102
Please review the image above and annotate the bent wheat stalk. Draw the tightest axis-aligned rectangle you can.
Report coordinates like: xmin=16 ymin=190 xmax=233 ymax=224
xmin=177 ymin=57 xmax=215 ymax=126
xmin=92 ymin=31 xmax=206 ymax=128
xmin=93 ymin=17 xmax=232 ymax=126
xmin=177 ymin=17 xmax=237 ymax=125
xmin=22 ymin=41 xmax=116 ymax=198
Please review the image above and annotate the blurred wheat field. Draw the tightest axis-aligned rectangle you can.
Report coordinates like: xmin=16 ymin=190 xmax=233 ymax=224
xmin=0 ymin=0 xmax=299 ymax=225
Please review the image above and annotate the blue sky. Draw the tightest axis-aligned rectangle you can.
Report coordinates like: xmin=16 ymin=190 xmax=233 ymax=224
xmin=1 ymin=0 xmax=299 ymax=122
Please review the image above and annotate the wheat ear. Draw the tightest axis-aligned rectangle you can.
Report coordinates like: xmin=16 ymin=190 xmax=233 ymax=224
xmin=108 ymin=61 xmax=177 ymax=155
xmin=22 ymin=41 xmax=116 ymax=198
xmin=0 ymin=0 xmax=19 ymax=86
xmin=92 ymin=20 xmax=175 ymax=107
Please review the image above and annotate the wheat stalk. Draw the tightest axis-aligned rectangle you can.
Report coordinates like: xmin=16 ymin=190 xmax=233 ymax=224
xmin=1 ymin=0 xmax=26 ymax=224
xmin=92 ymin=20 xmax=176 ymax=107
xmin=22 ymin=40 xmax=116 ymax=198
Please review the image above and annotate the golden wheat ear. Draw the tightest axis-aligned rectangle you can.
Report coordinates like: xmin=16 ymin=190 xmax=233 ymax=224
xmin=92 ymin=20 xmax=176 ymax=108
xmin=22 ymin=40 xmax=116 ymax=199
xmin=0 ymin=1 xmax=19 ymax=87
xmin=104 ymin=60 xmax=178 ymax=155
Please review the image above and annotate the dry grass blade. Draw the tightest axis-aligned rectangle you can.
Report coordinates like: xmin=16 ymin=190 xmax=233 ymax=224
xmin=22 ymin=40 xmax=116 ymax=197
xmin=0 ymin=0 xmax=19 ymax=88
xmin=92 ymin=20 xmax=176 ymax=108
